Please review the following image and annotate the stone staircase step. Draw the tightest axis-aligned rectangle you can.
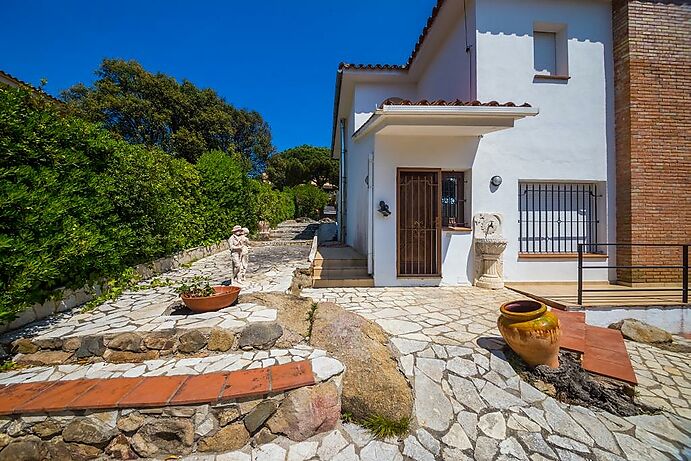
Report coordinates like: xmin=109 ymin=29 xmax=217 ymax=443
xmin=312 ymin=277 xmax=374 ymax=288
xmin=312 ymin=266 xmax=370 ymax=278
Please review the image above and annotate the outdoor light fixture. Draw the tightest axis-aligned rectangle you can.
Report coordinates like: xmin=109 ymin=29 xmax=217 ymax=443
xmin=378 ymin=201 xmax=391 ymax=217
xmin=490 ymin=175 xmax=503 ymax=187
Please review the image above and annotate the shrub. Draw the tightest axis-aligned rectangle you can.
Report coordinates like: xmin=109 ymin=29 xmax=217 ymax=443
xmin=0 ymin=87 xmax=273 ymax=324
xmin=290 ymin=184 xmax=329 ymax=220
xmin=196 ymin=150 xmax=255 ymax=238
xmin=250 ymin=181 xmax=295 ymax=227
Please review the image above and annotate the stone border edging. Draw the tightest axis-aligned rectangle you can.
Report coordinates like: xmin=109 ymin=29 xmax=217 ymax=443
xmin=0 ymin=240 xmax=231 ymax=334
xmin=0 ymin=360 xmax=315 ymax=416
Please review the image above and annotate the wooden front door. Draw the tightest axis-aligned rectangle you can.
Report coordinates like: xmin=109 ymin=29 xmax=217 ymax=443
xmin=397 ymin=169 xmax=441 ymax=277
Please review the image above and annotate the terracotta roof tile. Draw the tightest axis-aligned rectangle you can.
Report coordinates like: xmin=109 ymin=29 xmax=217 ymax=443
xmin=0 ymin=70 xmax=62 ymax=103
xmin=379 ymin=98 xmax=532 ymax=108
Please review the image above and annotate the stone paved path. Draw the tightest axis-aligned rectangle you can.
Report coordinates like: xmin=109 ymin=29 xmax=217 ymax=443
xmin=1 ymin=229 xmax=690 ymax=460
xmin=299 ymin=287 xmax=691 ymax=461
xmin=0 ymin=243 xmax=311 ymax=345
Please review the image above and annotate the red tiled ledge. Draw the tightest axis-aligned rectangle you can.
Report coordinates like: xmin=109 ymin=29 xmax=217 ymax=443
xmin=0 ymin=360 xmax=314 ymax=416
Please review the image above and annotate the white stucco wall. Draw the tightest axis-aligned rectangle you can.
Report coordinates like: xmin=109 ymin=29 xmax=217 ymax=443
xmin=472 ymin=0 xmax=615 ymax=282
xmin=416 ymin=6 xmax=475 ymax=102
xmin=372 ymin=136 xmax=480 ymax=286
xmin=342 ymin=0 xmax=614 ymax=285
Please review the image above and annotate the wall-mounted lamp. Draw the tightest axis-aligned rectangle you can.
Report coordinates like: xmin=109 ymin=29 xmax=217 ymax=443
xmin=490 ymin=175 xmax=503 ymax=187
xmin=378 ymin=201 xmax=391 ymax=217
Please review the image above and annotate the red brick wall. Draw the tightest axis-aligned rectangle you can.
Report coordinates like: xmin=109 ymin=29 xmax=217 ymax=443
xmin=613 ymin=0 xmax=691 ymax=284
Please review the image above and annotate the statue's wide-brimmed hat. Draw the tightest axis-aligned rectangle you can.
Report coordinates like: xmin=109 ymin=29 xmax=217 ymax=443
xmin=232 ymin=225 xmax=243 ymax=233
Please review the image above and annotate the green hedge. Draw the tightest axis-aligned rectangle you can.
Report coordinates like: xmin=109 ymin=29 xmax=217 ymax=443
xmin=251 ymin=181 xmax=295 ymax=227
xmin=290 ymin=184 xmax=329 ymax=221
xmin=0 ymin=87 xmax=291 ymax=324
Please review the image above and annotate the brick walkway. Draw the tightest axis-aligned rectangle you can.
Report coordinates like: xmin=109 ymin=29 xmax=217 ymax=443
xmin=0 ymin=361 xmax=313 ymax=416
xmin=553 ymin=310 xmax=637 ymax=384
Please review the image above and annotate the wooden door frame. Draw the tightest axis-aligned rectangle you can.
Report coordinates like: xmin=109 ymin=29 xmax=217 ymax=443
xmin=396 ymin=168 xmax=442 ymax=278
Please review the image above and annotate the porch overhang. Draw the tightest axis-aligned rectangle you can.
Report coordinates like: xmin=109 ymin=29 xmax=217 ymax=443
xmin=352 ymin=104 xmax=539 ymax=140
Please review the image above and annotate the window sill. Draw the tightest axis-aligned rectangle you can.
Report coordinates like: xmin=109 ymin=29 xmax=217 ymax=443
xmin=518 ymin=252 xmax=607 ymax=260
xmin=534 ymin=74 xmax=570 ymax=81
xmin=443 ymin=226 xmax=471 ymax=232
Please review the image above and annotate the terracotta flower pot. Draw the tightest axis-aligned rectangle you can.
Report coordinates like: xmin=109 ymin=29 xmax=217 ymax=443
xmin=180 ymin=286 xmax=240 ymax=313
xmin=497 ymin=300 xmax=561 ymax=368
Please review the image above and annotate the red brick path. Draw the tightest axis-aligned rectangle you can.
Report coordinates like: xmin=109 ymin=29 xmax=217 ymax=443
xmin=0 ymin=360 xmax=314 ymax=416
xmin=553 ymin=310 xmax=637 ymax=384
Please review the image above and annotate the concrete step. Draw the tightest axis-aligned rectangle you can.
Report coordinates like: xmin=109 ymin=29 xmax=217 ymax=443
xmin=312 ymin=258 xmax=367 ymax=269
xmin=312 ymin=266 xmax=370 ymax=278
xmin=312 ymin=277 xmax=374 ymax=288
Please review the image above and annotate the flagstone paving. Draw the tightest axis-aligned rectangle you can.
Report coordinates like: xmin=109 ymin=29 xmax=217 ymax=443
xmin=0 ymin=243 xmax=310 ymax=345
xmin=1 ymin=230 xmax=690 ymax=460
xmin=297 ymin=286 xmax=691 ymax=461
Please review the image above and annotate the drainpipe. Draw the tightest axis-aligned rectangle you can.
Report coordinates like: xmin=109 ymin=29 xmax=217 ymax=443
xmin=339 ymin=119 xmax=348 ymax=244
xmin=367 ymin=152 xmax=374 ymax=274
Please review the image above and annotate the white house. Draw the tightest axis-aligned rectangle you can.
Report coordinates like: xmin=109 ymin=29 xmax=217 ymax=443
xmin=331 ymin=0 xmax=615 ymax=287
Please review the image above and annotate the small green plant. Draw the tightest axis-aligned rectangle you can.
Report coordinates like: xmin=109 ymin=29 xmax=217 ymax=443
xmin=0 ymin=361 xmax=18 ymax=372
xmin=361 ymin=415 xmax=410 ymax=439
xmin=177 ymin=280 xmax=215 ymax=298
xmin=306 ymin=302 xmax=318 ymax=338
xmin=341 ymin=411 xmax=355 ymax=424
xmin=81 ymin=268 xmax=141 ymax=313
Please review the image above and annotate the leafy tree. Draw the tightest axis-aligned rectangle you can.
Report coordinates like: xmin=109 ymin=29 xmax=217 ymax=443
xmin=265 ymin=145 xmax=338 ymax=189
xmin=62 ymin=59 xmax=273 ymax=173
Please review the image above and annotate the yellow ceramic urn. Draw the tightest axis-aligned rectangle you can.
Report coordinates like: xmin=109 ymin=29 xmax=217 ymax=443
xmin=497 ymin=300 xmax=561 ymax=368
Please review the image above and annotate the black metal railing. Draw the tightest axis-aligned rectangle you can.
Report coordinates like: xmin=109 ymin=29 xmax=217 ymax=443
xmin=577 ymin=243 xmax=689 ymax=305
xmin=519 ymin=183 xmax=601 ymax=254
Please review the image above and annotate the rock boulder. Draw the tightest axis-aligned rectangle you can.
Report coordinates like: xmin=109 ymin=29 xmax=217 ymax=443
xmin=238 ymin=322 xmax=283 ymax=350
xmin=177 ymin=330 xmax=207 ymax=353
xmin=309 ymin=302 xmax=413 ymax=422
xmin=15 ymin=351 xmax=72 ymax=366
xmin=62 ymin=417 xmax=117 ymax=447
xmin=197 ymin=423 xmax=249 ymax=452
xmin=131 ymin=418 xmax=194 ymax=458
xmin=609 ymin=319 xmax=673 ymax=344
xmin=107 ymin=333 xmax=142 ymax=352
xmin=266 ymin=381 xmax=340 ymax=441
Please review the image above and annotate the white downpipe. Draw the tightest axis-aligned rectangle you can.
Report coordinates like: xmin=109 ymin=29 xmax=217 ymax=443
xmin=367 ymin=152 xmax=374 ymax=275
xmin=339 ymin=119 xmax=347 ymax=244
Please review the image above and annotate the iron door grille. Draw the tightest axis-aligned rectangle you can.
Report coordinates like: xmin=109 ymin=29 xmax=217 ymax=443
xmin=398 ymin=170 xmax=441 ymax=276
xmin=519 ymin=182 xmax=601 ymax=254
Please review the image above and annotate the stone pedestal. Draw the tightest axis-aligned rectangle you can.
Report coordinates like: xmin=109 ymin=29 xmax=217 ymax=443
xmin=473 ymin=213 xmax=507 ymax=289
xmin=475 ymin=239 xmax=508 ymax=289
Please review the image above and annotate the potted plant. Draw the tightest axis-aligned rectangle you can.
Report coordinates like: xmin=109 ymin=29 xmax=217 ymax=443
xmin=177 ymin=280 xmax=240 ymax=313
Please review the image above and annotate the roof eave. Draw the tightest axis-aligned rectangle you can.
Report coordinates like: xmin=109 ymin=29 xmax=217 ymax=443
xmin=352 ymin=105 xmax=539 ymax=140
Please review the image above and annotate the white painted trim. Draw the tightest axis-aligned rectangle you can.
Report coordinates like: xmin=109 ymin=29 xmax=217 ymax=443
xmin=353 ymin=105 xmax=539 ymax=140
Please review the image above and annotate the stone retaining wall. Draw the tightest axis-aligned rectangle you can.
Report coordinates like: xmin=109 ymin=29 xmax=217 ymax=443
xmin=7 ymin=322 xmax=291 ymax=367
xmin=0 ymin=240 xmax=231 ymax=334
xmin=0 ymin=377 xmax=342 ymax=460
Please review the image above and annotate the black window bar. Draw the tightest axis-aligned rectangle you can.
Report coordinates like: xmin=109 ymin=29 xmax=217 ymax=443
xmin=519 ymin=182 xmax=602 ymax=254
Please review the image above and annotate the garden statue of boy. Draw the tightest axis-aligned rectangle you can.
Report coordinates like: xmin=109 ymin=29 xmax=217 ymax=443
xmin=240 ymin=227 xmax=250 ymax=282
xmin=229 ymin=225 xmax=244 ymax=283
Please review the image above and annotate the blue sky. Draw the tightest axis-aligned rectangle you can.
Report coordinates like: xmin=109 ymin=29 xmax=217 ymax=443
xmin=2 ymin=0 xmax=436 ymax=152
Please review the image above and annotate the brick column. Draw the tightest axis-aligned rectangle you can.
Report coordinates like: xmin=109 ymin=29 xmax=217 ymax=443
xmin=613 ymin=0 xmax=691 ymax=284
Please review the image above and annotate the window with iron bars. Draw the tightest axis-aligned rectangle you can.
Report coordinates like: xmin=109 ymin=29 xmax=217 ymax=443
xmin=518 ymin=182 xmax=602 ymax=254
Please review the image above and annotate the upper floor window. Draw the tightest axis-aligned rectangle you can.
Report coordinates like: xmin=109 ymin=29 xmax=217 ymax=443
xmin=533 ymin=23 xmax=569 ymax=80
